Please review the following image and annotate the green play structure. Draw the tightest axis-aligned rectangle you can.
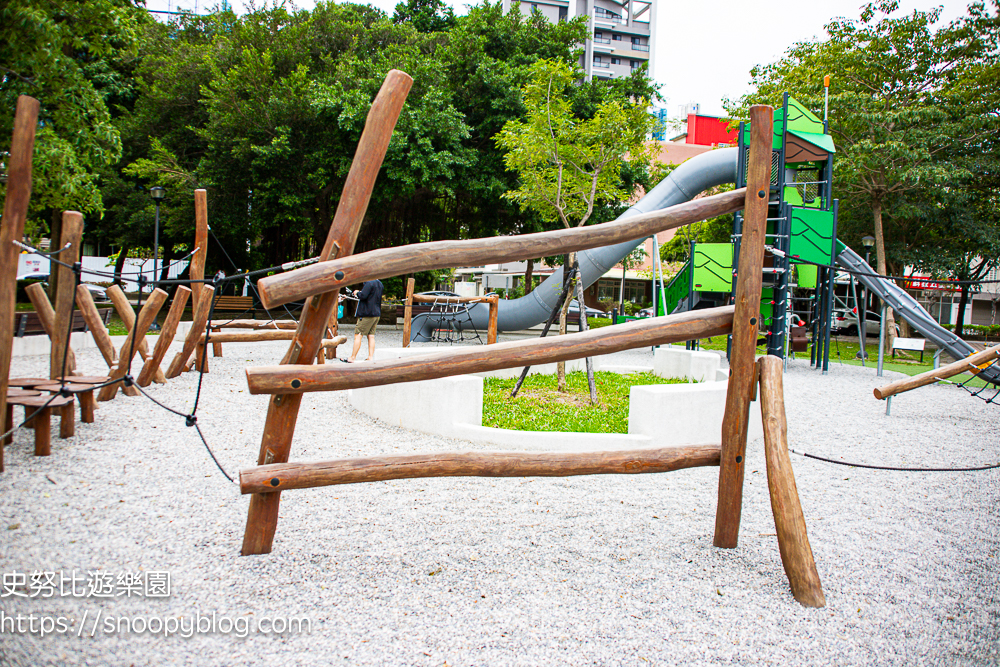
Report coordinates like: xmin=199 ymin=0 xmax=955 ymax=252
xmin=657 ymin=93 xmax=839 ymax=364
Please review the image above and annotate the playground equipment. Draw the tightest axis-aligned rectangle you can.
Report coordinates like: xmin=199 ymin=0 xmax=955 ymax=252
xmin=241 ymin=73 xmax=824 ymax=606
xmin=402 ymin=278 xmax=499 ymax=346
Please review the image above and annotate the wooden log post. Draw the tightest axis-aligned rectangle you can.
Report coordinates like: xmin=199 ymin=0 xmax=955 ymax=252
xmin=137 ymin=286 xmax=191 ymax=387
xmin=873 ymin=343 xmax=1000 ymax=400
xmin=0 ymin=95 xmax=40 ymax=473
xmin=247 ymin=306 xmax=735 ymax=394
xmin=242 ymin=70 xmax=413 ymax=557
xmin=190 ymin=189 xmax=208 ymax=315
xmin=98 ymin=289 xmax=169 ymax=401
xmin=76 ymin=286 xmax=117 ymax=367
xmin=25 ymin=283 xmax=77 ymax=373
xmin=75 ymin=286 xmax=137 ymax=396
xmin=165 ymin=285 xmax=216 ymax=379
xmin=212 ymin=327 xmax=223 ymax=357
xmin=258 ymin=189 xmax=748 ymax=309
xmin=758 ymin=355 xmax=825 ymax=607
xmin=51 ymin=211 xmax=83 ymax=379
xmin=487 ymin=294 xmax=499 ymax=345
xmin=241 ymin=445 xmax=722 ymax=494
xmin=402 ymin=277 xmax=415 ymax=347
xmin=714 ymin=105 xmax=773 ymax=549
xmin=106 ymin=285 xmax=167 ymax=384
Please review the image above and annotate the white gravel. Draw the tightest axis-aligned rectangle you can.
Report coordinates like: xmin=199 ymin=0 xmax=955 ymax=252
xmin=1 ymin=328 xmax=997 ymax=666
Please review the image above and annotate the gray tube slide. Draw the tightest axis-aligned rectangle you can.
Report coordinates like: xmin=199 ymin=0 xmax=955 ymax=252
xmin=836 ymin=247 xmax=999 ymax=382
xmin=411 ymin=147 xmax=739 ymax=340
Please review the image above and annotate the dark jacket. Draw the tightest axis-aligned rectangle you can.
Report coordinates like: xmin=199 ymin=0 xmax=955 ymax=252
xmin=355 ymin=280 xmax=384 ymax=318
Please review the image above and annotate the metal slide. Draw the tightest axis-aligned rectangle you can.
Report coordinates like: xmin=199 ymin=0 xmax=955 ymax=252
xmin=837 ymin=246 xmax=1000 ymax=382
xmin=410 ymin=147 xmax=739 ymax=341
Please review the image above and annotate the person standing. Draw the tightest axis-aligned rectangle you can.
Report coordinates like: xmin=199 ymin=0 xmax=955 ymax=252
xmin=347 ymin=279 xmax=383 ymax=362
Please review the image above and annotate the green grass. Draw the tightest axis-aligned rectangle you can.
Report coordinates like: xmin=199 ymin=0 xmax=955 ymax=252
xmin=483 ymin=370 xmax=688 ymax=434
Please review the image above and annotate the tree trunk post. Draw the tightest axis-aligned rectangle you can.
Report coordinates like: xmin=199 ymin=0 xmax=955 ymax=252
xmin=758 ymin=355 xmax=825 ymax=607
xmin=51 ymin=211 xmax=83 ymax=379
xmin=190 ymin=189 xmax=209 ymax=315
xmin=403 ymin=277 xmax=415 ymax=347
xmin=714 ymin=104 xmax=772 ymax=549
xmin=0 ymin=95 xmax=40 ymax=473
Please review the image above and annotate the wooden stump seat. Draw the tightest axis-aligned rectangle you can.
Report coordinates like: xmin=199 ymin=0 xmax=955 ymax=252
xmin=5 ymin=394 xmax=75 ymax=455
xmin=34 ymin=382 xmax=97 ymax=423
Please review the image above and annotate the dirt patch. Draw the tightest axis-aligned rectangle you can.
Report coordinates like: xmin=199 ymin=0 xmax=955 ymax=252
xmin=515 ymin=387 xmax=602 ymax=409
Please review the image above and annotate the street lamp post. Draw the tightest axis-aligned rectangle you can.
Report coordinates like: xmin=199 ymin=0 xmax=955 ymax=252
xmin=149 ymin=186 xmax=166 ymax=331
xmin=860 ymin=235 xmax=876 ymax=359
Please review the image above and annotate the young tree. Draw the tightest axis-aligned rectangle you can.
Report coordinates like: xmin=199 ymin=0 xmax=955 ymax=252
xmin=496 ymin=59 xmax=656 ymax=394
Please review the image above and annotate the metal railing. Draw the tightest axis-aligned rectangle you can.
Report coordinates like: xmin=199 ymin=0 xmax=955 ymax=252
xmin=630 ymin=43 xmax=649 ymax=52
xmin=592 ymin=61 xmax=610 ymax=68
xmin=593 ymin=36 xmax=611 ymax=44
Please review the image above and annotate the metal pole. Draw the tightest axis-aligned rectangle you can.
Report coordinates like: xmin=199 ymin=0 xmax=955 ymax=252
xmin=850 ymin=275 xmax=865 ymax=367
xmin=150 ymin=200 xmax=161 ymax=331
xmin=877 ymin=301 xmax=887 ymax=377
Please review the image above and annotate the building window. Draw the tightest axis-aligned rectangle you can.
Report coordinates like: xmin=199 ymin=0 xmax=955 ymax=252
xmin=630 ymin=60 xmax=640 ymax=68
xmin=595 ymin=31 xmax=602 ymax=39
xmin=613 ymin=34 xmax=622 ymax=41
xmin=559 ymin=6 xmax=567 ymax=20
xmin=611 ymin=57 xmax=621 ymax=65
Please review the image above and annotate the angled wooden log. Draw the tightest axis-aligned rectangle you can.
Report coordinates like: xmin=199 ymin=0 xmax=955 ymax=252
xmin=98 ymin=289 xmax=168 ymax=401
xmin=242 ymin=69 xmax=413 ymax=557
xmin=258 ymin=189 xmax=747 ymax=309
xmin=76 ymin=285 xmax=117 ymax=367
xmin=873 ymin=343 xmax=1000 ymax=400
xmin=247 ymin=305 xmax=734 ymax=394
xmin=51 ymin=211 xmax=83 ymax=379
xmin=241 ymin=445 xmax=722 ymax=494
xmin=714 ymin=105 xmax=773 ymax=549
xmin=25 ymin=283 xmax=77 ymax=373
xmin=137 ymin=286 xmax=191 ymax=387
xmin=190 ymin=189 xmax=208 ymax=314
xmin=106 ymin=285 xmax=167 ymax=384
xmin=75 ymin=286 xmax=138 ymax=396
xmin=0 ymin=95 xmax=40 ymax=473
xmin=758 ymin=355 xmax=825 ymax=607
xmin=165 ymin=285 xmax=216 ymax=378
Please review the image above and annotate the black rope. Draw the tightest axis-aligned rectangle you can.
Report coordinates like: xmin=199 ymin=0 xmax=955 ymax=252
xmin=790 ymin=448 xmax=1000 ymax=472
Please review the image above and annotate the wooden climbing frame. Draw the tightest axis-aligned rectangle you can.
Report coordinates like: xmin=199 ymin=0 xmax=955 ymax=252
xmin=228 ymin=78 xmax=821 ymax=605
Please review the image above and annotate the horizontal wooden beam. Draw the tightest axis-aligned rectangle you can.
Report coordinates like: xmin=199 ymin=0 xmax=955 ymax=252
xmin=873 ymin=343 xmax=1000 ymax=400
xmin=200 ymin=331 xmax=346 ymax=346
xmin=241 ymin=444 xmax=722 ymax=494
xmin=411 ymin=294 xmax=494 ymax=304
xmin=258 ymin=189 xmax=747 ymax=308
xmin=210 ymin=320 xmax=298 ymax=330
xmin=246 ymin=305 xmax=734 ymax=394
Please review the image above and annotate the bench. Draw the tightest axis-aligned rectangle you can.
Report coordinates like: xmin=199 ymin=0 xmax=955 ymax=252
xmin=211 ymin=295 xmax=256 ymax=317
xmin=14 ymin=308 xmax=112 ymax=338
xmin=891 ymin=337 xmax=926 ymax=362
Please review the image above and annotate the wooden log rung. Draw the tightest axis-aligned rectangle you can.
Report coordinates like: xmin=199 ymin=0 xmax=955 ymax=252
xmin=247 ymin=305 xmax=733 ymax=394
xmin=241 ymin=444 xmax=722 ymax=494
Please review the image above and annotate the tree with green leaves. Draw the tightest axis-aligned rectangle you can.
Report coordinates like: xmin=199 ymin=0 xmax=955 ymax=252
xmin=496 ymin=58 xmax=657 ymax=394
xmin=727 ymin=0 xmax=1000 ymax=349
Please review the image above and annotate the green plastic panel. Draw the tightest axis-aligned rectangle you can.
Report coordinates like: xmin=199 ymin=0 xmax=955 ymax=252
xmin=788 ymin=129 xmax=836 ymax=154
xmin=785 ymin=97 xmax=825 ymax=135
xmin=789 ymin=207 xmax=836 ymax=265
xmin=759 ymin=287 xmax=774 ymax=324
xmin=797 ymin=264 xmax=818 ymax=289
xmin=662 ymin=260 xmax=691 ymax=315
xmin=692 ymin=243 xmax=733 ymax=293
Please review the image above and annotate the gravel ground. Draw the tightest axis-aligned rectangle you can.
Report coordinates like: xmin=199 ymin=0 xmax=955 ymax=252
xmin=1 ymin=328 xmax=998 ymax=666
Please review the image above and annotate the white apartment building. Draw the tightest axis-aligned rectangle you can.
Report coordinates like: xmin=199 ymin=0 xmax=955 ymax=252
xmin=502 ymin=0 xmax=656 ymax=81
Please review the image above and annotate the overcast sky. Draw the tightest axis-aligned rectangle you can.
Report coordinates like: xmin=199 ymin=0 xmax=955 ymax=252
xmin=146 ymin=0 xmax=978 ymax=117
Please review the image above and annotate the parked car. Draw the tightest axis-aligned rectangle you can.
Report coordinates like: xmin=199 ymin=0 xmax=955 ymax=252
xmin=416 ymin=290 xmax=462 ymax=299
xmin=568 ymin=299 xmax=607 ymax=318
xmin=638 ymin=306 xmax=655 ymax=318
xmin=16 ymin=272 xmax=109 ymax=302
xmin=832 ymin=309 xmax=881 ymax=336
